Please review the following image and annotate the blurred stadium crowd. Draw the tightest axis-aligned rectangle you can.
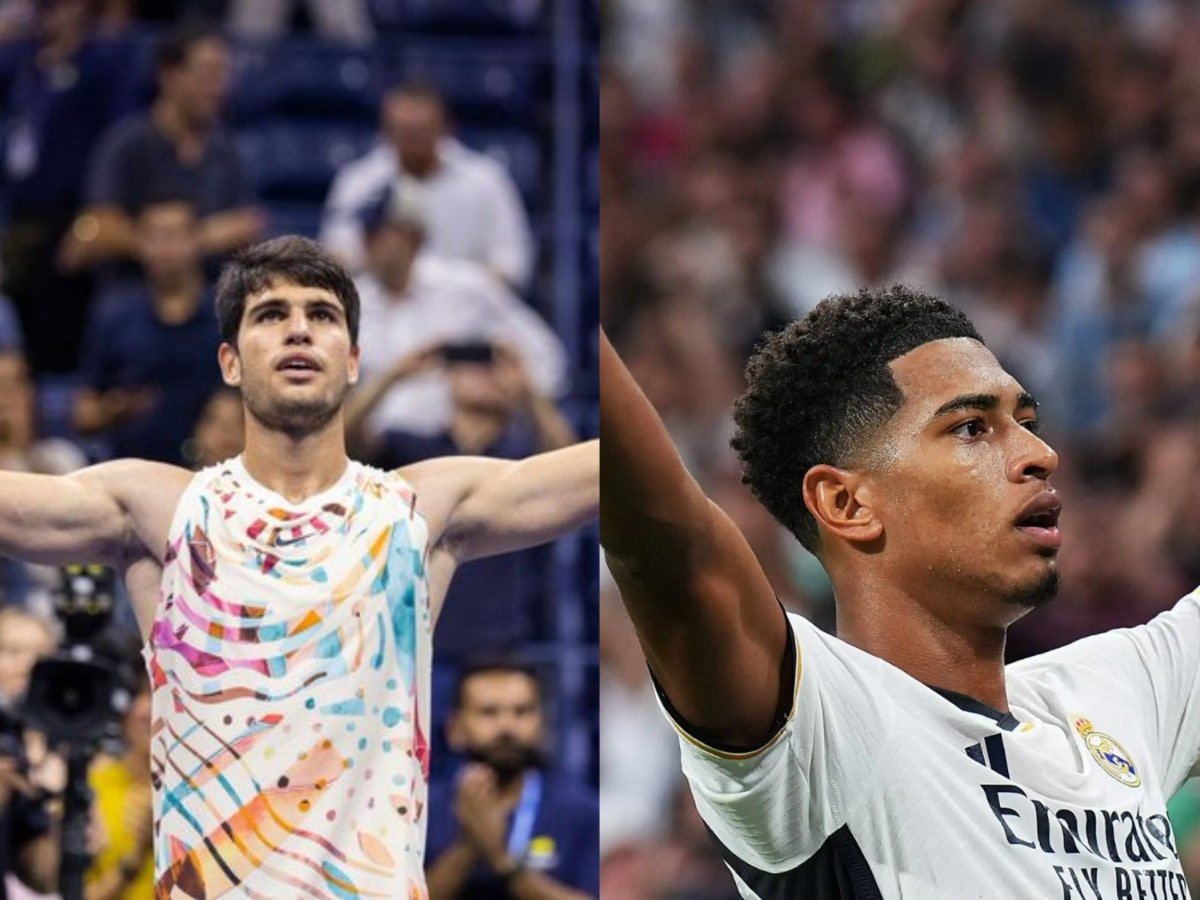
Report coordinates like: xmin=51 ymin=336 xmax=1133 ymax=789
xmin=600 ymin=0 xmax=1200 ymax=895
xmin=0 ymin=0 xmax=598 ymax=897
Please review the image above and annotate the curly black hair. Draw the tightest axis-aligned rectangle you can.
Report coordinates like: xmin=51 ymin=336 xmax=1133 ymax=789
xmin=731 ymin=285 xmax=982 ymax=554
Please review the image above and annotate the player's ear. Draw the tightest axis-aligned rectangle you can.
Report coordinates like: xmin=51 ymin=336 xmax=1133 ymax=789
xmin=802 ymin=464 xmax=883 ymax=546
xmin=218 ymin=343 xmax=242 ymax=387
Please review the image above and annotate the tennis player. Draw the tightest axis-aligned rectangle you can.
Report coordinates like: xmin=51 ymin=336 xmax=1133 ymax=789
xmin=0 ymin=236 xmax=598 ymax=899
xmin=601 ymin=285 xmax=1199 ymax=899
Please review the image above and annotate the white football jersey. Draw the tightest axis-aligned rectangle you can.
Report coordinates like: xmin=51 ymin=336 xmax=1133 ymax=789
xmin=660 ymin=594 xmax=1200 ymax=899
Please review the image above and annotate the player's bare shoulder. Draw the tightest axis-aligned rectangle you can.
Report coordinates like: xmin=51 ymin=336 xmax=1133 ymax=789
xmin=392 ymin=456 xmax=477 ymax=544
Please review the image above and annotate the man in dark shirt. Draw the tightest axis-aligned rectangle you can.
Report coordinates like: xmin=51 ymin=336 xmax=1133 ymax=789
xmin=426 ymin=661 xmax=598 ymax=899
xmin=0 ymin=0 xmax=138 ymax=372
xmin=59 ymin=21 xmax=264 ymax=273
xmin=73 ymin=196 xmax=222 ymax=465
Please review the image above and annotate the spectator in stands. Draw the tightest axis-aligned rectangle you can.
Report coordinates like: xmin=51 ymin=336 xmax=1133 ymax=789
xmin=226 ymin=0 xmax=373 ymax=45
xmin=346 ymin=340 xmax=576 ymax=660
xmin=0 ymin=350 xmax=86 ymax=614
xmin=321 ymin=81 xmax=533 ymax=288
xmin=0 ymin=296 xmax=20 ymax=352
xmin=0 ymin=0 xmax=137 ymax=373
xmin=426 ymin=661 xmax=598 ymax=899
xmin=85 ymin=672 xmax=152 ymax=899
xmin=59 ymin=21 xmax=264 ymax=273
xmin=348 ymin=182 xmax=565 ymax=439
xmin=348 ymin=342 xmax=576 ymax=467
xmin=0 ymin=608 xmax=54 ymax=707
xmin=0 ymin=349 xmax=85 ymax=478
xmin=183 ymin=386 xmax=243 ymax=469
xmin=0 ymin=610 xmax=58 ymax=900
xmin=597 ymin=564 xmax=676 ymax=858
xmin=73 ymin=196 xmax=223 ymax=465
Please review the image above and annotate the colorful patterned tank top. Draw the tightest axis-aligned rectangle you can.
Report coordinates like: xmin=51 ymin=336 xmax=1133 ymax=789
xmin=144 ymin=457 xmax=432 ymax=899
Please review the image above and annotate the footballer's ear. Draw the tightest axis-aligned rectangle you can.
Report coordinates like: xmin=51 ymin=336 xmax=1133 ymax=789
xmin=802 ymin=464 xmax=883 ymax=545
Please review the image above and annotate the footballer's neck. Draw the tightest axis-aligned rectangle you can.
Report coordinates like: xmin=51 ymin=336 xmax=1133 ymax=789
xmin=834 ymin=579 xmax=1011 ymax=714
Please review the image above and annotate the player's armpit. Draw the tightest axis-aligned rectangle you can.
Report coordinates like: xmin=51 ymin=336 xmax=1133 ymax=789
xmin=404 ymin=440 xmax=598 ymax=562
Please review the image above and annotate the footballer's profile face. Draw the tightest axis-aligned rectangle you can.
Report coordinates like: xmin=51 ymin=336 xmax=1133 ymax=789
xmin=866 ymin=338 xmax=1061 ymax=623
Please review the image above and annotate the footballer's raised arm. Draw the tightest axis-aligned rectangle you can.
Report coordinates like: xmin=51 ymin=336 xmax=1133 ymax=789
xmin=601 ymin=328 xmax=789 ymax=751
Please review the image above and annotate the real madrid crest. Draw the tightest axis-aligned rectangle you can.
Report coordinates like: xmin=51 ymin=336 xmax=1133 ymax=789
xmin=1073 ymin=716 xmax=1141 ymax=788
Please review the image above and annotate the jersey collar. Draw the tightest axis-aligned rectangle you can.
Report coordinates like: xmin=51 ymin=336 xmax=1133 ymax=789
xmin=926 ymin=685 xmax=1020 ymax=732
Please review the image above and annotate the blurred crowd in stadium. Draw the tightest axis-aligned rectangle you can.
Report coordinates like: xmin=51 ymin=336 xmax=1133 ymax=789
xmin=600 ymin=0 xmax=1200 ymax=895
xmin=0 ymin=0 xmax=598 ymax=897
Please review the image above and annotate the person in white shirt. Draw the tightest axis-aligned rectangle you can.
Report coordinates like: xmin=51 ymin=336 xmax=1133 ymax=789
xmin=348 ymin=182 xmax=565 ymax=439
xmin=320 ymin=81 xmax=533 ymax=289
xmin=602 ymin=284 xmax=1200 ymax=899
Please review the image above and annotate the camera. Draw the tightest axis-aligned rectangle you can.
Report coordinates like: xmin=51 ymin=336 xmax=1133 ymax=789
xmin=13 ymin=563 xmax=138 ymax=900
xmin=21 ymin=564 xmax=133 ymax=749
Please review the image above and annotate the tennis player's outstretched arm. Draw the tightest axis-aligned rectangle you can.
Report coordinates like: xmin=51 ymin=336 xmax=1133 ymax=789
xmin=601 ymin=329 xmax=789 ymax=751
xmin=0 ymin=461 xmax=190 ymax=630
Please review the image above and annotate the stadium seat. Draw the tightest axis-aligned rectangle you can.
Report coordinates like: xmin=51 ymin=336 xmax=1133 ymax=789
xmin=457 ymin=127 xmax=542 ymax=202
xmin=583 ymin=60 xmax=599 ymax=141
xmin=380 ymin=46 xmax=545 ymax=126
xmin=34 ymin=372 xmax=83 ymax=442
xmin=232 ymin=41 xmax=380 ymax=125
xmin=238 ymin=121 xmax=378 ymax=204
xmin=370 ymin=0 xmax=546 ymax=36
xmin=584 ymin=144 xmax=598 ymax=211
xmin=264 ymin=202 xmax=325 ymax=239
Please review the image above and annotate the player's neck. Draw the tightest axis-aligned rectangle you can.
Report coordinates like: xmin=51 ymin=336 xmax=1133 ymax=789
xmin=240 ymin=419 xmax=350 ymax=504
xmin=836 ymin=586 xmax=1011 ymax=712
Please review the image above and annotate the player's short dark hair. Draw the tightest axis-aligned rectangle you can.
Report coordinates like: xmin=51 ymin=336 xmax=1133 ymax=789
xmin=731 ymin=285 xmax=983 ymax=554
xmin=452 ymin=657 xmax=542 ymax=710
xmin=215 ymin=236 xmax=360 ymax=346
xmin=155 ymin=21 xmax=226 ymax=75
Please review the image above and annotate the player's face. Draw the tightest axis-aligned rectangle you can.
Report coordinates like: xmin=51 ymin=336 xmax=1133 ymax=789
xmin=219 ymin=280 xmax=359 ymax=438
xmin=451 ymin=673 xmax=543 ymax=778
xmin=868 ymin=338 xmax=1061 ymax=621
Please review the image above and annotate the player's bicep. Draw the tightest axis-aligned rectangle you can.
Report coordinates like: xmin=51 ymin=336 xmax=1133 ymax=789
xmin=0 ymin=468 xmax=128 ymax=565
xmin=403 ymin=442 xmax=598 ymax=562
xmin=607 ymin=499 xmax=791 ymax=753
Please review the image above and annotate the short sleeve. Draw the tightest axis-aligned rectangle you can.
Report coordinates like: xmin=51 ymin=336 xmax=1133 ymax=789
xmin=1024 ymin=592 xmax=1200 ymax=795
xmin=660 ymin=614 xmax=896 ymax=867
